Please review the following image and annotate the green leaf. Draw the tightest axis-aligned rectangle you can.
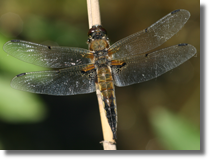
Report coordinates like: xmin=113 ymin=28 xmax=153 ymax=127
xmin=150 ymin=108 xmax=200 ymax=150
xmin=0 ymin=76 xmax=47 ymax=123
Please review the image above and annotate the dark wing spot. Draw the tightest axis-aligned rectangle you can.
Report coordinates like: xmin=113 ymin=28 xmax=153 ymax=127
xmin=112 ymin=62 xmax=126 ymax=74
xmin=145 ymin=28 xmax=148 ymax=33
xmin=121 ymin=62 xmax=126 ymax=67
xmin=81 ymin=70 xmax=86 ymax=74
xmin=81 ymin=69 xmax=96 ymax=81
xmin=145 ymin=53 xmax=148 ymax=57
xmin=48 ymin=46 xmax=51 ymax=49
xmin=17 ymin=73 xmax=26 ymax=77
xmin=11 ymin=39 xmax=20 ymax=42
xmin=171 ymin=9 xmax=180 ymax=14
xmin=178 ymin=43 xmax=188 ymax=46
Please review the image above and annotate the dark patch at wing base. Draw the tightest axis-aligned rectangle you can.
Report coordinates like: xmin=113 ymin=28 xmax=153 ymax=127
xmin=111 ymin=62 xmax=127 ymax=74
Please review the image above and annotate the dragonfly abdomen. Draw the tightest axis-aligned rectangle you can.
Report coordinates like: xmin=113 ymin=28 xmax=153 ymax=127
xmin=97 ymin=66 xmax=117 ymax=139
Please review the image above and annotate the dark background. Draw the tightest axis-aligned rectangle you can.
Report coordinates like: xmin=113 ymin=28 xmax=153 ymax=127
xmin=0 ymin=0 xmax=200 ymax=150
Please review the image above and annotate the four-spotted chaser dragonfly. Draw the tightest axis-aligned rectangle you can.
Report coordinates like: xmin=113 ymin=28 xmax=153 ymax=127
xmin=3 ymin=9 xmax=197 ymax=140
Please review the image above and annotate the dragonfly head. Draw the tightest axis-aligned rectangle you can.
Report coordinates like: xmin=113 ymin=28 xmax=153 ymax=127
xmin=87 ymin=25 xmax=108 ymax=42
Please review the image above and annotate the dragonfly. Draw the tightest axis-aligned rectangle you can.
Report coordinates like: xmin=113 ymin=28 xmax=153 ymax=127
xmin=3 ymin=9 xmax=197 ymax=140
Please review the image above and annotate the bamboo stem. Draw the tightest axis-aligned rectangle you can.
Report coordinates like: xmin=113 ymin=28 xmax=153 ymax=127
xmin=86 ymin=0 xmax=116 ymax=150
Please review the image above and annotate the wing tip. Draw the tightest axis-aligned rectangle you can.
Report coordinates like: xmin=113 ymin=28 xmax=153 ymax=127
xmin=171 ymin=9 xmax=190 ymax=19
xmin=3 ymin=40 xmax=21 ymax=52
xmin=178 ymin=43 xmax=197 ymax=56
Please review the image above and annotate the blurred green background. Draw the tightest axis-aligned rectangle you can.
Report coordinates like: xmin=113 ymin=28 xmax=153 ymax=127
xmin=0 ymin=0 xmax=200 ymax=150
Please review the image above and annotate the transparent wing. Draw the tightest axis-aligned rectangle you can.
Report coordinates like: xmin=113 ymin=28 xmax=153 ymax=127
xmin=108 ymin=9 xmax=190 ymax=59
xmin=11 ymin=64 xmax=96 ymax=95
xmin=3 ymin=40 xmax=93 ymax=68
xmin=112 ymin=44 xmax=197 ymax=87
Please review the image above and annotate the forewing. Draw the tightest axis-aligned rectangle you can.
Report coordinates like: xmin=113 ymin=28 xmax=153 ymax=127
xmin=3 ymin=40 xmax=93 ymax=68
xmin=11 ymin=64 xmax=96 ymax=95
xmin=108 ymin=9 xmax=190 ymax=59
xmin=112 ymin=44 xmax=197 ymax=87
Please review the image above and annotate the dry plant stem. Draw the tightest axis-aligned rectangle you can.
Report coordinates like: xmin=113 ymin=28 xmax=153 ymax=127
xmin=87 ymin=0 xmax=101 ymax=28
xmin=86 ymin=0 xmax=116 ymax=150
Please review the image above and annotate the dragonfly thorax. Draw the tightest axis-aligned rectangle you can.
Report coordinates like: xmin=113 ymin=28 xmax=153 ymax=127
xmin=89 ymin=39 xmax=109 ymax=51
xmin=94 ymin=50 xmax=111 ymax=68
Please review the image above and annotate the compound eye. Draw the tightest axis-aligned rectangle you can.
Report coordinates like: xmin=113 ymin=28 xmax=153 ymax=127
xmin=98 ymin=26 xmax=107 ymax=35
xmin=88 ymin=26 xmax=97 ymax=36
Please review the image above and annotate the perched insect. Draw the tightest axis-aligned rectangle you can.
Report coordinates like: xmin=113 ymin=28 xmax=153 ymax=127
xmin=3 ymin=9 xmax=197 ymax=139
